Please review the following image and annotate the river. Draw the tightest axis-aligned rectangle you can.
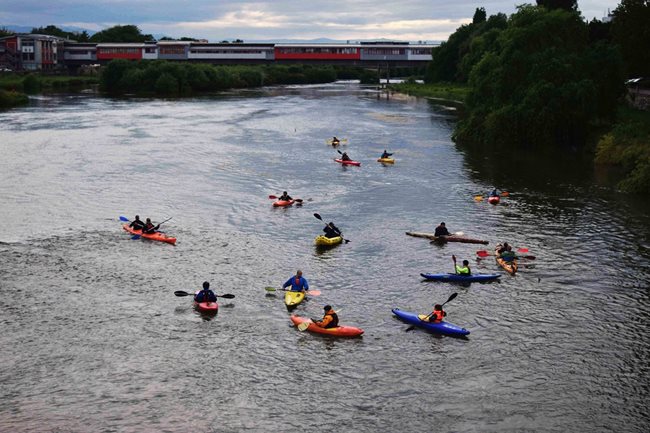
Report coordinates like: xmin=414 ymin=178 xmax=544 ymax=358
xmin=1 ymin=83 xmax=648 ymax=432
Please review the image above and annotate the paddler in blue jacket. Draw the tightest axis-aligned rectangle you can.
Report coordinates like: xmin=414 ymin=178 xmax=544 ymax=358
xmin=194 ymin=281 xmax=217 ymax=303
xmin=283 ymin=270 xmax=309 ymax=292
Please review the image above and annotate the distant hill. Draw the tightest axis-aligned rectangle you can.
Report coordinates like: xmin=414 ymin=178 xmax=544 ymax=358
xmin=1 ymin=24 xmax=95 ymax=35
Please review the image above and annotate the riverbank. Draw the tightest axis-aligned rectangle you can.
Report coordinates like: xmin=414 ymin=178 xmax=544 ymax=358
xmin=595 ymin=106 xmax=650 ymax=194
xmin=0 ymin=73 xmax=99 ymax=109
xmin=388 ymin=82 xmax=468 ymax=104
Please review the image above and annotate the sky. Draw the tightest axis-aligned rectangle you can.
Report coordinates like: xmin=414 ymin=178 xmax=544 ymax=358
xmin=0 ymin=1 xmax=622 ymax=42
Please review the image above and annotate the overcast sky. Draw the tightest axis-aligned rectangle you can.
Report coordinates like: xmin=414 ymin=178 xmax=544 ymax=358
xmin=1 ymin=1 xmax=621 ymax=41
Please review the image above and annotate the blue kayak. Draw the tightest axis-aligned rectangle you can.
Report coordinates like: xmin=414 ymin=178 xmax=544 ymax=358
xmin=420 ymin=272 xmax=500 ymax=282
xmin=392 ymin=308 xmax=470 ymax=337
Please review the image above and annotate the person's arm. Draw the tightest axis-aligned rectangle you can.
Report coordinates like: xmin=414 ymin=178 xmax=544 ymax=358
xmin=282 ymin=278 xmax=291 ymax=289
xmin=302 ymin=278 xmax=309 ymax=291
xmin=316 ymin=315 xmax=332 ymax=328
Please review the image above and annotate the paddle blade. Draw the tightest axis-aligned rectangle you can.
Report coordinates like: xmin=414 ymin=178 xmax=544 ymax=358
xmin=297 ymin=322 xmax=311 ymax=331
xmin=523 ymin=255 xmax=536 ymax=260
xmin=454 ymin=231 xmax=465 ymax=236
xmin=268 ymin=195 xmax=277 ymax=199
xmin=476 ymin=250 xmax=490 ymax=257
xmin=405 ymin=325 xmax=416 ymax=332
xmin=218 ymin=294 xmax=235 ymax=299
xmin=306 ymin=290 xmax=321 ymax=296
xmin=313 ymin=213 xmax=323 ymax=221
xmin=337 ymin=149 xmax=343 ymax=154
xmin=517 ymin=248 xmax=529 ymax=253
xmin=294 ymin=198 xmax=303 ymax=203
xmin=264 ymin=287 xmax=277 ymax=292
xmin=174 ymin=291 xmax=191 ymax=297
xmin=344 ymin=239 xmax=351 ymax=244
xmin=444 ymin=292 xmax=458 ymax=304
xmin=474 ymin=195 xmax=483 ymax=201
xmin=500 ymin=191 xmax=510 ymax=197
xmin=131 ymin=235 xmax=141 ymax=240
xmin=119 ymin=215 xmax=129 ymax=222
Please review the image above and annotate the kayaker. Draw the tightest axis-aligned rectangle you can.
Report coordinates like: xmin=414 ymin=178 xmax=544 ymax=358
xmin=498 ymin=243 xmax=516 ymax=261
xmin=278 ymin=191 xmax=292 ymax=201
xmin=142 ymin=218 xmax=160 ymax=234
xmin=283 ymin=270 xmax=309 ymax=292
xmin=452 ymin=255 xmax=471 ymax=275
xmin=194 ymin=281 xmax=217 ymax=303
xmin=434 ymin=222 xmax=451 ymax=237
xmin=129 ymin=215 xmax=146 ymax=231
xmin=380 ymin=150 xmax=393 ymax=159
xmin=332 ymin=136 xmax=340 ymax=145
xmin=323 ymin=221 xmax=342 ymax=239
xmin=340 ymin=152 xmax=351 ymax=161
xmin=425 ymin=304 xmax=446 ymax=323
xmin=314 ymin=305 xmax=339 ymax=329
xmin=490 ymin=188 xmax=499 ymax=197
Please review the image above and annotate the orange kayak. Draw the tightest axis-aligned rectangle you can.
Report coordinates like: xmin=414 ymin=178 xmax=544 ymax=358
xmin=122 ymin=224 xmax=176 ymax=245
xmin=290 ymin=315 xmax=364 ymax=337
xmin=272 ymin=199 xmax=295 ymax=207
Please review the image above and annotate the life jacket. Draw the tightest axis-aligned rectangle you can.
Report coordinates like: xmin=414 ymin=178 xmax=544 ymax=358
xmin=195 ymin=289 xmax=216 ymax=303
xmin=431 ymin=309 xmax=445 ymax=323
xmin=130 ymin=220 xmax=145 ymax=230
xmin=320 ymin=310 xmax=339 ymax=328
xmin=456 ymin=265 xmax=470 ymax=275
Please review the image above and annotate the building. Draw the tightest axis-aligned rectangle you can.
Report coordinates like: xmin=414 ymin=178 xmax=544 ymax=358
xmin=0 ymin=34 xmax=67 ymax=71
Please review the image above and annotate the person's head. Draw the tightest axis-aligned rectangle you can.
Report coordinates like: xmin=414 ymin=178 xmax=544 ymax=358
xmin=324 ymin=305 xmax=332 ymax=312
xmin=440 ymin=222 xmax=446 ymax=227
xmin=328 ymin=222 xmax=334 ymax=226
xmin=296 ymin=270 xmax=302 ymax=277
xmin=202 ymin=281 xmax=210 ymax=290
xmin=283 ymin=191 xmax=287 ymax=195
xmin=146 ymin=218 xmax=152 ymax=223
xmin=463 ymin=260 xmax=469 ymax=266
xmin=135 ymin=215 xmax=140 ymax=220
xmin=433 ymin=304 xmax=443 ymax=311
xmin=503 ymin=242 xmax=509 ymax=248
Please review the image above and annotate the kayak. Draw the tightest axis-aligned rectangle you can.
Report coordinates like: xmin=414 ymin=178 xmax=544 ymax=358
xmin=392 ymin=308 xmax=470 ymax=337
xmin=284 ymin=290 xmax=305 ymax=309
xmin=290 ymin=315 xmax=364 ymax=338
xmin=495 ymin=244 xmax=518 ymax=275
xmin=488 ymin=195 xmax=500 ymax=205
xmin=334 ymin=159 xmax=361 ymax=166
xmin=314 ymin=235 xmax=343 ymax=246
xmin=122 ymin=224 xmax=176 ymax=245
xmin=377 ymin=157 xmax=395 ymax=164
xmin=272 ymin=199 xmax=294 ymax=207
xmin=193 ymin=291 xmax=218 ymax=314
xmin=406 ymin=231 xmax=489 ymax=245
xmin=326 ymin=138 xmax=348 ymax=145
xmin=420 ymin=272 xmax=501 ymax=282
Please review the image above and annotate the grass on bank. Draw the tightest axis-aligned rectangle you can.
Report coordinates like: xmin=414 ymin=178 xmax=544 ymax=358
xmin=389 ymin=82 xmax=469 ymax=103
xmin=0 ymin=89 xmax=29 ymax=109
xmin=595 ymin=105 xmax=650 ymax=194
xmin=0 ymin=73 xmax=99 ymax=93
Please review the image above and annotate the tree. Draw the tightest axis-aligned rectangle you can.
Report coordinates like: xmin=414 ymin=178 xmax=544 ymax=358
xmin=536 ymin=0 xmax=578 ymax=11
xmin=611 ymin=0 xmax=650 ymax=77
xmin=454 ymin=5 xmax=623 ymax=150
xmin=473 ymin=8 xmax=487 ymax=24
xmin=0 ymin=27 xmax=14 ymax=37
xmin=90 ymin=25 xmax=154 ymax=43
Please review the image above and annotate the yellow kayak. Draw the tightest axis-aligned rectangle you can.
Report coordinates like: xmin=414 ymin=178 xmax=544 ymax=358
xmin=314 ymin=235 xmax=343 ymax=246
xmin=377 ymin=157 xmax=395 ymax=164
xmin=284 ymin=290 xmax=305 ymax=309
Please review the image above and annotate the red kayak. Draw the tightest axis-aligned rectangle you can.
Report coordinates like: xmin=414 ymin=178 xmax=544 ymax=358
xmin=488 ymin=196 xmax=500 ymax=205
xmin=290 ymin=315 xmax=364 ymax=337
xmin=194 ymin=291 xmax=218 ymax=314
xmin=122 ymin=224 xmax=176 ymax=245
xmin=272 ymin=199 xmax=295 ymax=207
xmin=334 ymin=159 xmax=361 ymax=166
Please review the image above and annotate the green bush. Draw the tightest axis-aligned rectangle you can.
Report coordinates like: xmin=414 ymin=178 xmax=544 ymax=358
xmin=154 ymin=72 xmax=179 ymax=95
xmin=22 ymin=75 xmax=41 ymax=94
xmin=0 ymin=89 xmax=29 ymax=109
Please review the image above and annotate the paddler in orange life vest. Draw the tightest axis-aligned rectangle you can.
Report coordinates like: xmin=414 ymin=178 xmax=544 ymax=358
xmin=314 ymin=305 xmax=339 ymax=328
xmin=142 ymin=218 xmax=160 ymax=234
xmin=427 ymin=304 xmax=446 ymax=323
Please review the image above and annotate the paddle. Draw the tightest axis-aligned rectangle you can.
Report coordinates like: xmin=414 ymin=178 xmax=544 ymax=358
xmin=297 ymin=310 xmax=343 ymax=331
xmin=452 ymin=254 xmax=457 ymax=274
xmin=313 ymin=213 xmax=350 ymax=244
xmin=264 ymin=287 xmax=321 ymax=296
xmin=268 ymin=195 xmax=303 ymax=203
xmin=174 ymin=290 xmax=235 ymax=298
xmin=476 ymin=250 xmax=536 ymax=260
xmin=131 ymin=217 xmax=173 ymax=240
xmin=405 ymin=293 xmax=458 ymax=332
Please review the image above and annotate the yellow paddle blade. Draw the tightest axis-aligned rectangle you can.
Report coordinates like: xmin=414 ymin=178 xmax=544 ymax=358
xmin=297 ymin=322 xmax=311 ymax=331
xmin=474 ymin=195 xmax=483 ymax=201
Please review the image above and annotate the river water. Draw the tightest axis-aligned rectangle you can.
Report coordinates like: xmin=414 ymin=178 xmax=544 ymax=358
xmin=1 ymin=83 xmax=648 ymax=432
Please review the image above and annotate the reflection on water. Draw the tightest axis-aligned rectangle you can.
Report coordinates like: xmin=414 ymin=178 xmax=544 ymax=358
xmin=0 ymin=83 xmax=648 ymax=432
